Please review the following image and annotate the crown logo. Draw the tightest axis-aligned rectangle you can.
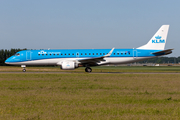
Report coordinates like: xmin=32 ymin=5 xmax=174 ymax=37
xmin=38 ymin=51 xmax=47 ymax=54
xmin=155 ymin=35 xmax=161 ymax=39
xmin=152 ymin=35 xmax=165 ymax=43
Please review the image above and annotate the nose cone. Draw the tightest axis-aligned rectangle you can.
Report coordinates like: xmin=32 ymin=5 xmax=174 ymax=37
xmin=5 ymin=58 xmax=11 ymax=64
xmin=5 ymin=57 xmax=15 ymax=64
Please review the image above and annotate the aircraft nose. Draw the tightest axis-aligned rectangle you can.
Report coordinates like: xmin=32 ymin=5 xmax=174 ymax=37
xmin=5 ymin=58 xmax=11 ymax=64
xmin=5 ymin=59 xmax=9 ymax=64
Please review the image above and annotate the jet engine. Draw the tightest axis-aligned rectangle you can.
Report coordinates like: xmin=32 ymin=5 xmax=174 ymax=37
xmin=60 ymin=61 xmax=78 ymax=70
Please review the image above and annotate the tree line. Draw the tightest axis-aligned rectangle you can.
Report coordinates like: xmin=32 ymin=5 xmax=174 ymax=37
xmin=138 ymin=57 xmax=180 ymax=64
xmin=0 ymin=49 xmax=179 ymax=66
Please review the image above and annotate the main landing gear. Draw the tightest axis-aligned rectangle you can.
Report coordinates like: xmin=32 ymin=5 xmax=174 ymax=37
xmin=85 ymin=67 xmax=92 ymax=73
xmin=21 ymin=65 xmax=26 ymax=72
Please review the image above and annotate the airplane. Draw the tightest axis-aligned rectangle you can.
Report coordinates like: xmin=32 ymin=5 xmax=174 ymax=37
xmin=5 ymin=25 xmax=173 ymax=72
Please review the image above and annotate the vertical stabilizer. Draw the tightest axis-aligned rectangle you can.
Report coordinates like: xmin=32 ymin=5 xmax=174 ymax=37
xmin=137 ymin=25 xmax=169 ymax=50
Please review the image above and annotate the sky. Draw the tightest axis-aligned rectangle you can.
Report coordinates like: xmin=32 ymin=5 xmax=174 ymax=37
xmin=0 ymin=0 xmax=180 ymax=57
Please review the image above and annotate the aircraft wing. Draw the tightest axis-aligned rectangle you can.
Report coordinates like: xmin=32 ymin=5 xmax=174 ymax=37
xmin=152 ymin=49 xmax=173 ymax=55
xmin=78 ymin=48 xmax=115 ymax=64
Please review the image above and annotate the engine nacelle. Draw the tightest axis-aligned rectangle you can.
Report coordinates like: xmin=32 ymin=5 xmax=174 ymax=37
xmin=60 ymin=61 xmax=78 ymax=70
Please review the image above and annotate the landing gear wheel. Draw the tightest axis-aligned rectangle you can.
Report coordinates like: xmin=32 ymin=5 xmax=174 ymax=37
xmin=22 ymin=69 xmax=26 ymax=72
xmin=21 ymin=65 xmax=26 ymax=72
xmin=85 ymin=67 xmax=92 ymax=73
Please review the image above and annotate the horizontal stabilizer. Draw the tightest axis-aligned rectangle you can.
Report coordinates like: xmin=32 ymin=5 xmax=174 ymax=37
xmin=152 ymin=49 xmax=173 ymax=55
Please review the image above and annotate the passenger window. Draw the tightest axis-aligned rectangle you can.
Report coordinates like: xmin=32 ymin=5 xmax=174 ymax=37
xmin=85 ymin=53 xmax=87 ymax=55
xmin=93 ymin=53 xmax=94 ymax=55
xmin=114 ymin=53 xmax=115 ymax=55
xmin=89 ymin=53 xmax=91 ymax=55
xmin=121 ymin=53 xmax=123 ymax=55
xmin=65 ymin=54 xmax=66 ymax=55
xmin=125 ymin=53 xmax=127 ymax=55
xmin=61 ymin=54 xmax=63 ymax=55
xmin=103 ymin=53 xmax=105 ymax=55
xmin=68 ymin=53 xmax=70 ymax=55
xmin=96 ymin=53 xmax=98 ymax=55
xmin=81 ymin=53 xmax=83 ymax=55
xmin=100 ymin=53 xmax=102 ymax=55
xmin=46 ymin=54 xmax=48 ymax=55
xmin=57 ymin=54 xmax=59 ymax=55
xmin=38 ymin=54 xmax=40 ymax=56
xmin=72 ymin=53 xmax=74 ymax=55
xmin=42 ymin=54 xmax=44 ymax=56
xmin=54 ymin=54 xmax=55 ymax=55
xmin=50 ymin=54 xmax=52 ymax=55
xmin=117 ymin=53 xmax=119 ymax=55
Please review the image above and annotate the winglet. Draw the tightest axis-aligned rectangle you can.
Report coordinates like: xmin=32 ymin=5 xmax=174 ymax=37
xmin=105 ymin=48 xmax=115 ymax=57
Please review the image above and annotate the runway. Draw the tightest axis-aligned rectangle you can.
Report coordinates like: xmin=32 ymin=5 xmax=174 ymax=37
xmin=0 ymin=71 xmax=180 ymax=74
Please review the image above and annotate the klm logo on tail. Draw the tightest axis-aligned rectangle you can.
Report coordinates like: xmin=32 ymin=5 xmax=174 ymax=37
xmin=152 ymin=35 xmax=165 ymax=43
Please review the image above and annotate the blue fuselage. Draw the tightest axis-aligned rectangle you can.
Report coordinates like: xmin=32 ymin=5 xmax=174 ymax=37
xmin=5 ymin=49 xmax=161 ymax=66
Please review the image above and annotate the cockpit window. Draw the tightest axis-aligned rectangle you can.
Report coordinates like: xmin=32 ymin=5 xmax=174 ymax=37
xmin=15 ymin=53 xmax=20 ymax=56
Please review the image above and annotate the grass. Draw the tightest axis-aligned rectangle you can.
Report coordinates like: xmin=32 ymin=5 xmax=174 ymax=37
xmin=1 ymin=65 xmax=180 ymax=73
xmin=0 ymin=73 xmax=180 ymax=119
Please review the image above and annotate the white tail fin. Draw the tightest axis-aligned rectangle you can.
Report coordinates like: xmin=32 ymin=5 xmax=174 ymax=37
xmin=137 ymin=25 xmax=169 ymax=50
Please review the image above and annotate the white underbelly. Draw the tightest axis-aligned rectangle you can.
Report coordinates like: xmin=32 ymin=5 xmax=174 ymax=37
xmin=7 ymin=56 xmax=156 ymax=66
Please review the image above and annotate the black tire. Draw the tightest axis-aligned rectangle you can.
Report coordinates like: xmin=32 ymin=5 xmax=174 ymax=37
xmin=22 ymin=69 xmax=26 ymax=72
xmin=85 ymin=68 xmax=87 ymax=72
xmin=85 ymin=67 xmax=92 ymax=73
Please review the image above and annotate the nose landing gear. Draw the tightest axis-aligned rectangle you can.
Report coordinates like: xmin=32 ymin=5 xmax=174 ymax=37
xmin=85 ymin=67 xmax=92 ymax=73
xmin=21 ymin=65 xmax=26 ymax=72
xmin=22 ymin=68 xmax=26 ymax=72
